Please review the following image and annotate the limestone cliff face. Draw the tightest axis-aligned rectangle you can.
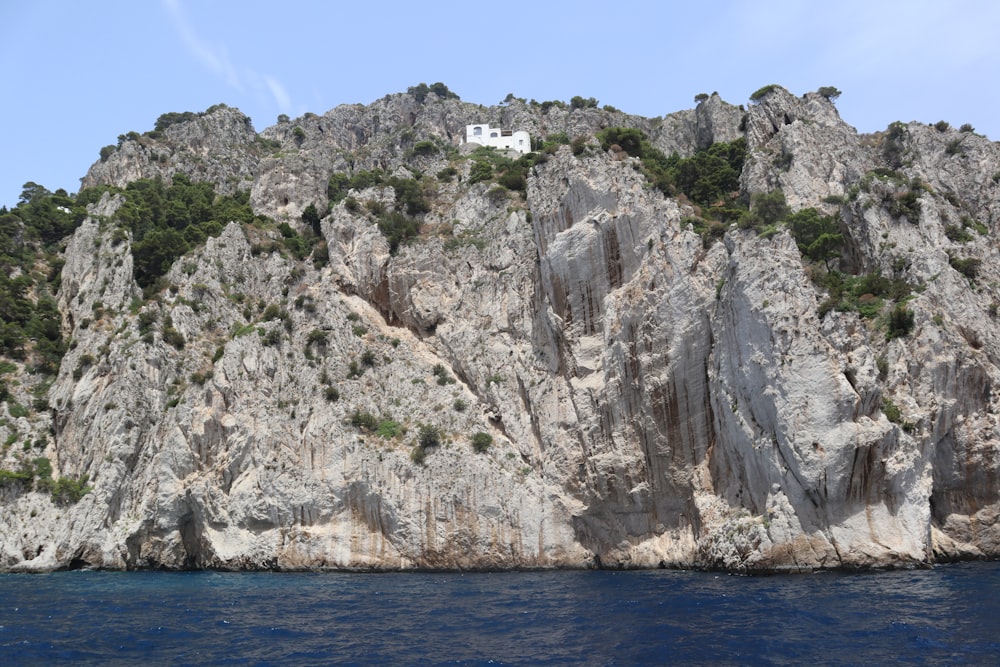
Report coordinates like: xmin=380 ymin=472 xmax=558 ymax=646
xmin=2 ymin=87 xmax=999 ymax=571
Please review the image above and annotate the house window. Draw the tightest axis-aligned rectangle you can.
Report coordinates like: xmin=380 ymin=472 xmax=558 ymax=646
xmin=490 ymin=132 xmax=498 ymax=138
xmin=473 ymin=127 xmax=482 ymax=136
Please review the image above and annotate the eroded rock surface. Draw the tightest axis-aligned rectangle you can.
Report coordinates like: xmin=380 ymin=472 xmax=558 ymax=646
xmin=3 ymin=87 xmax=1000 ymax=572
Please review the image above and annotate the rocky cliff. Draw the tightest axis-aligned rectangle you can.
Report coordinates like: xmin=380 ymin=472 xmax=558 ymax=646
xmin=2 ymin=85 xmax=999 ymax=572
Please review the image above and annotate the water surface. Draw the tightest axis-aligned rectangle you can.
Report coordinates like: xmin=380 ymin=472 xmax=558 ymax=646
xmin=2 ymin=562 xmax=998 ymax=665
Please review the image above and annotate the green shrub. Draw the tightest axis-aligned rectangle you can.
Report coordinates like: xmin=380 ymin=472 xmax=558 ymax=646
xmin=0 ymin=466 xmax=33 ymax=490
xmin=949 ymin=255 xmax=981 ymax=281
xmin=786 ymin=207 xmax=843 ymax=266
xmin=377 ymin=211 xmax=420 ymax=254
xmin=596 ymin=127 xmax=646 ymax=157
xmin=162 ymin=316 xmax=185 ymax=350
xmin=934 ymin=120 xmax=950 ymax=132
xmin=302 ymin=203 xmax=322 ymax=235
xmin=453 ymin=398 xmax=467 ymax=412
xmin=471 ymin=431 xmax=492 ymax=453
xmin=570 ymin=96 xmax=598 ymax=110
xmin=324 ymin=385 xmax=340 ymax=402
xmin=739 ymin=190 xmax=789 ymax=231
xmin=885 ymin=189 xmax=921 ymax=222
xmin=641 ymin=133 xmax=746 ymax=214
xmin=190 ymin=370 xmax=213 ymax=385
xmin=882 ymin=122 xmax=907 ymax=169
xmin=418 ymin=424 xmax=442 ymax=448
xmin=817 ymin=86 xmax=841 ymax=102
xmin=814 ymin=269 xmax=913 ymax=319
xmin=260 ymin=327 xmax=281 ymax=346
xmin=410 ymin=444 xmax=427 ymax=465
xmin=310 ymin=240 xmax=329 ymax=269
xmin=350 ymin=410 xmax=378 ymax=431
xmin=498 ymin=171 xmax=527 ymax=192
xmin=944 ymin=225 xmax=973 ymax=243
xmin=307 ymin=329 xmax=328 ymax=350
xmin=749 ymin=84 xmax=779 ymax=102
xmin=51 ymin=474 xmax=91 ymax=505
xmin=887 ymin=304 xmax=915 ymax=340
xmin=411 ymin=141 xmax=438 ymax=156
xmin=882 ymin=397 xmax=902 ymax=424
xmin=432 ymin=363 xmax=455 ymax=385
xmin=469 ymin=161 xmax=493 ymax=185
xmin=407 ymin=82 xmax=459 ymax=103
xmin=328 ymin=169 xmax=386 ymax=203
xmin=376 ymin=419 xmax=403 ymax=439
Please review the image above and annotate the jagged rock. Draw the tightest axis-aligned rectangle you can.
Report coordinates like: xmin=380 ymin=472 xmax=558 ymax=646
xmin=3 ymin=86 xmax=1000 ymax=572
xmin=81 ymin=106 xmax=261 ymax=195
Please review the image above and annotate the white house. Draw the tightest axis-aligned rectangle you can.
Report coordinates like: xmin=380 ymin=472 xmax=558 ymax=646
xmin=465 ymin=124 xmax=531 ymax=154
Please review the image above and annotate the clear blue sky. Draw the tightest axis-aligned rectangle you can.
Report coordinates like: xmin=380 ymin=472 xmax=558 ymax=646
xmin=2 ymin=0 xmax=999 ymax=207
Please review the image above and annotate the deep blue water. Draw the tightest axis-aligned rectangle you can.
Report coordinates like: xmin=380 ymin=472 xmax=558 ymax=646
xmin=1 ymin=562 xmax=999 ymax=666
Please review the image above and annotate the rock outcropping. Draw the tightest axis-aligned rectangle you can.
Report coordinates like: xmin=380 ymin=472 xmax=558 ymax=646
xmin=3 ymin=85 xmax=999 ymax=572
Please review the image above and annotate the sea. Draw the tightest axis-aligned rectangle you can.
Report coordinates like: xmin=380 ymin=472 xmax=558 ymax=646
xmin=1 ymin=561 xmax=998 ymax=665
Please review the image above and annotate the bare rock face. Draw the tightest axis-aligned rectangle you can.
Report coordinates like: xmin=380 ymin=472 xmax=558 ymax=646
xmin=653 ymin=92 xmax=745 ymax=157
xmin=81 ymin=106 xmax=262 ymax=195
xmin=3 ymin=86 xmax=1000 ymax=572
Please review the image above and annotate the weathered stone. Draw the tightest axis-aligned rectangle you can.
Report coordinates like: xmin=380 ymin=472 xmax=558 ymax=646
xmin=3 ymin=86 xmax=1000 ymax=572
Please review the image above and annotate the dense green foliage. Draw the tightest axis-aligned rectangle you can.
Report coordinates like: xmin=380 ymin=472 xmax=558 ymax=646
xmin=418 ymin=424 xmax=442 ymax=448
xmin=143 ymin=105 xmax=231 ymax=140
xmin=596 ymin=128 xmax=746 ymax=219
xmin=329 ymin=169 xmax=429 ymax=213
xmin=301 ymin=203 xmax=322 ymax=236
xmin=667 ymin=140 xmax=746 ymax=208
xmin=817 ymin=270 xmax=914 ymax=321
xmin=407 ymin=82 xmax=459 ymax=103
xmin=103 ymin=174 xmax=261 ymax=289
xmin=740 ymin=191 xmax=846 ymax=268
xmin=882 ymin=122 xmax=908 ymax=170
xmin=570 ymin=96 xmax=599 ymax=109
xmin=153 ymin=111 xmax=198 ymax=134
xmin=464 ymin=146 xmax=539 ymax=194
xmin=949 ymin=255 xmax=981 ymax=282
xmin=328 ymin=169 xmax=432 ymax=254
xmin=786 ymin=207 xmax=844 ymax=267
xmin=749 ymin=84 xmax=779 ymax=102
xmin=0 ymin=455 xmax=90 ymax=504
xmin=738 ymin=190 xmax=789 ymax=231
xmin=411 ymin=140 xmax=438 ymax=157
xmin=887 ymin=304 xmax=915 ymax=340
xmin=378 ymin=212 xmax=420 ymax=254
xmin=817 ymin=86 xmax=841 ymax=102
xmin=0 ymin=183 xmax=81 ymax=372
xmin=471 ymin=431 xmax=493 ymax=453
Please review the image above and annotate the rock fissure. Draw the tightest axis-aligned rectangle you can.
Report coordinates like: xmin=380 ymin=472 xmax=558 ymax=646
xmin=2 ymin=88 xmax=999 ymax=571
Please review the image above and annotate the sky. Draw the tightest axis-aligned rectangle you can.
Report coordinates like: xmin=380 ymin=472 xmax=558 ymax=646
xmin=2 ymin=0 xmax=999 ymax=207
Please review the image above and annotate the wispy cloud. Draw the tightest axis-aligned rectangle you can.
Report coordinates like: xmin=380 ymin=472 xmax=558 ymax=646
xmin=162 ymin=0 xmax=242 ymax=91
xmin=263 ymin=76 xmax=292 ymax=113
xmin=161 ymin=0 xmax=292 ymax=113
